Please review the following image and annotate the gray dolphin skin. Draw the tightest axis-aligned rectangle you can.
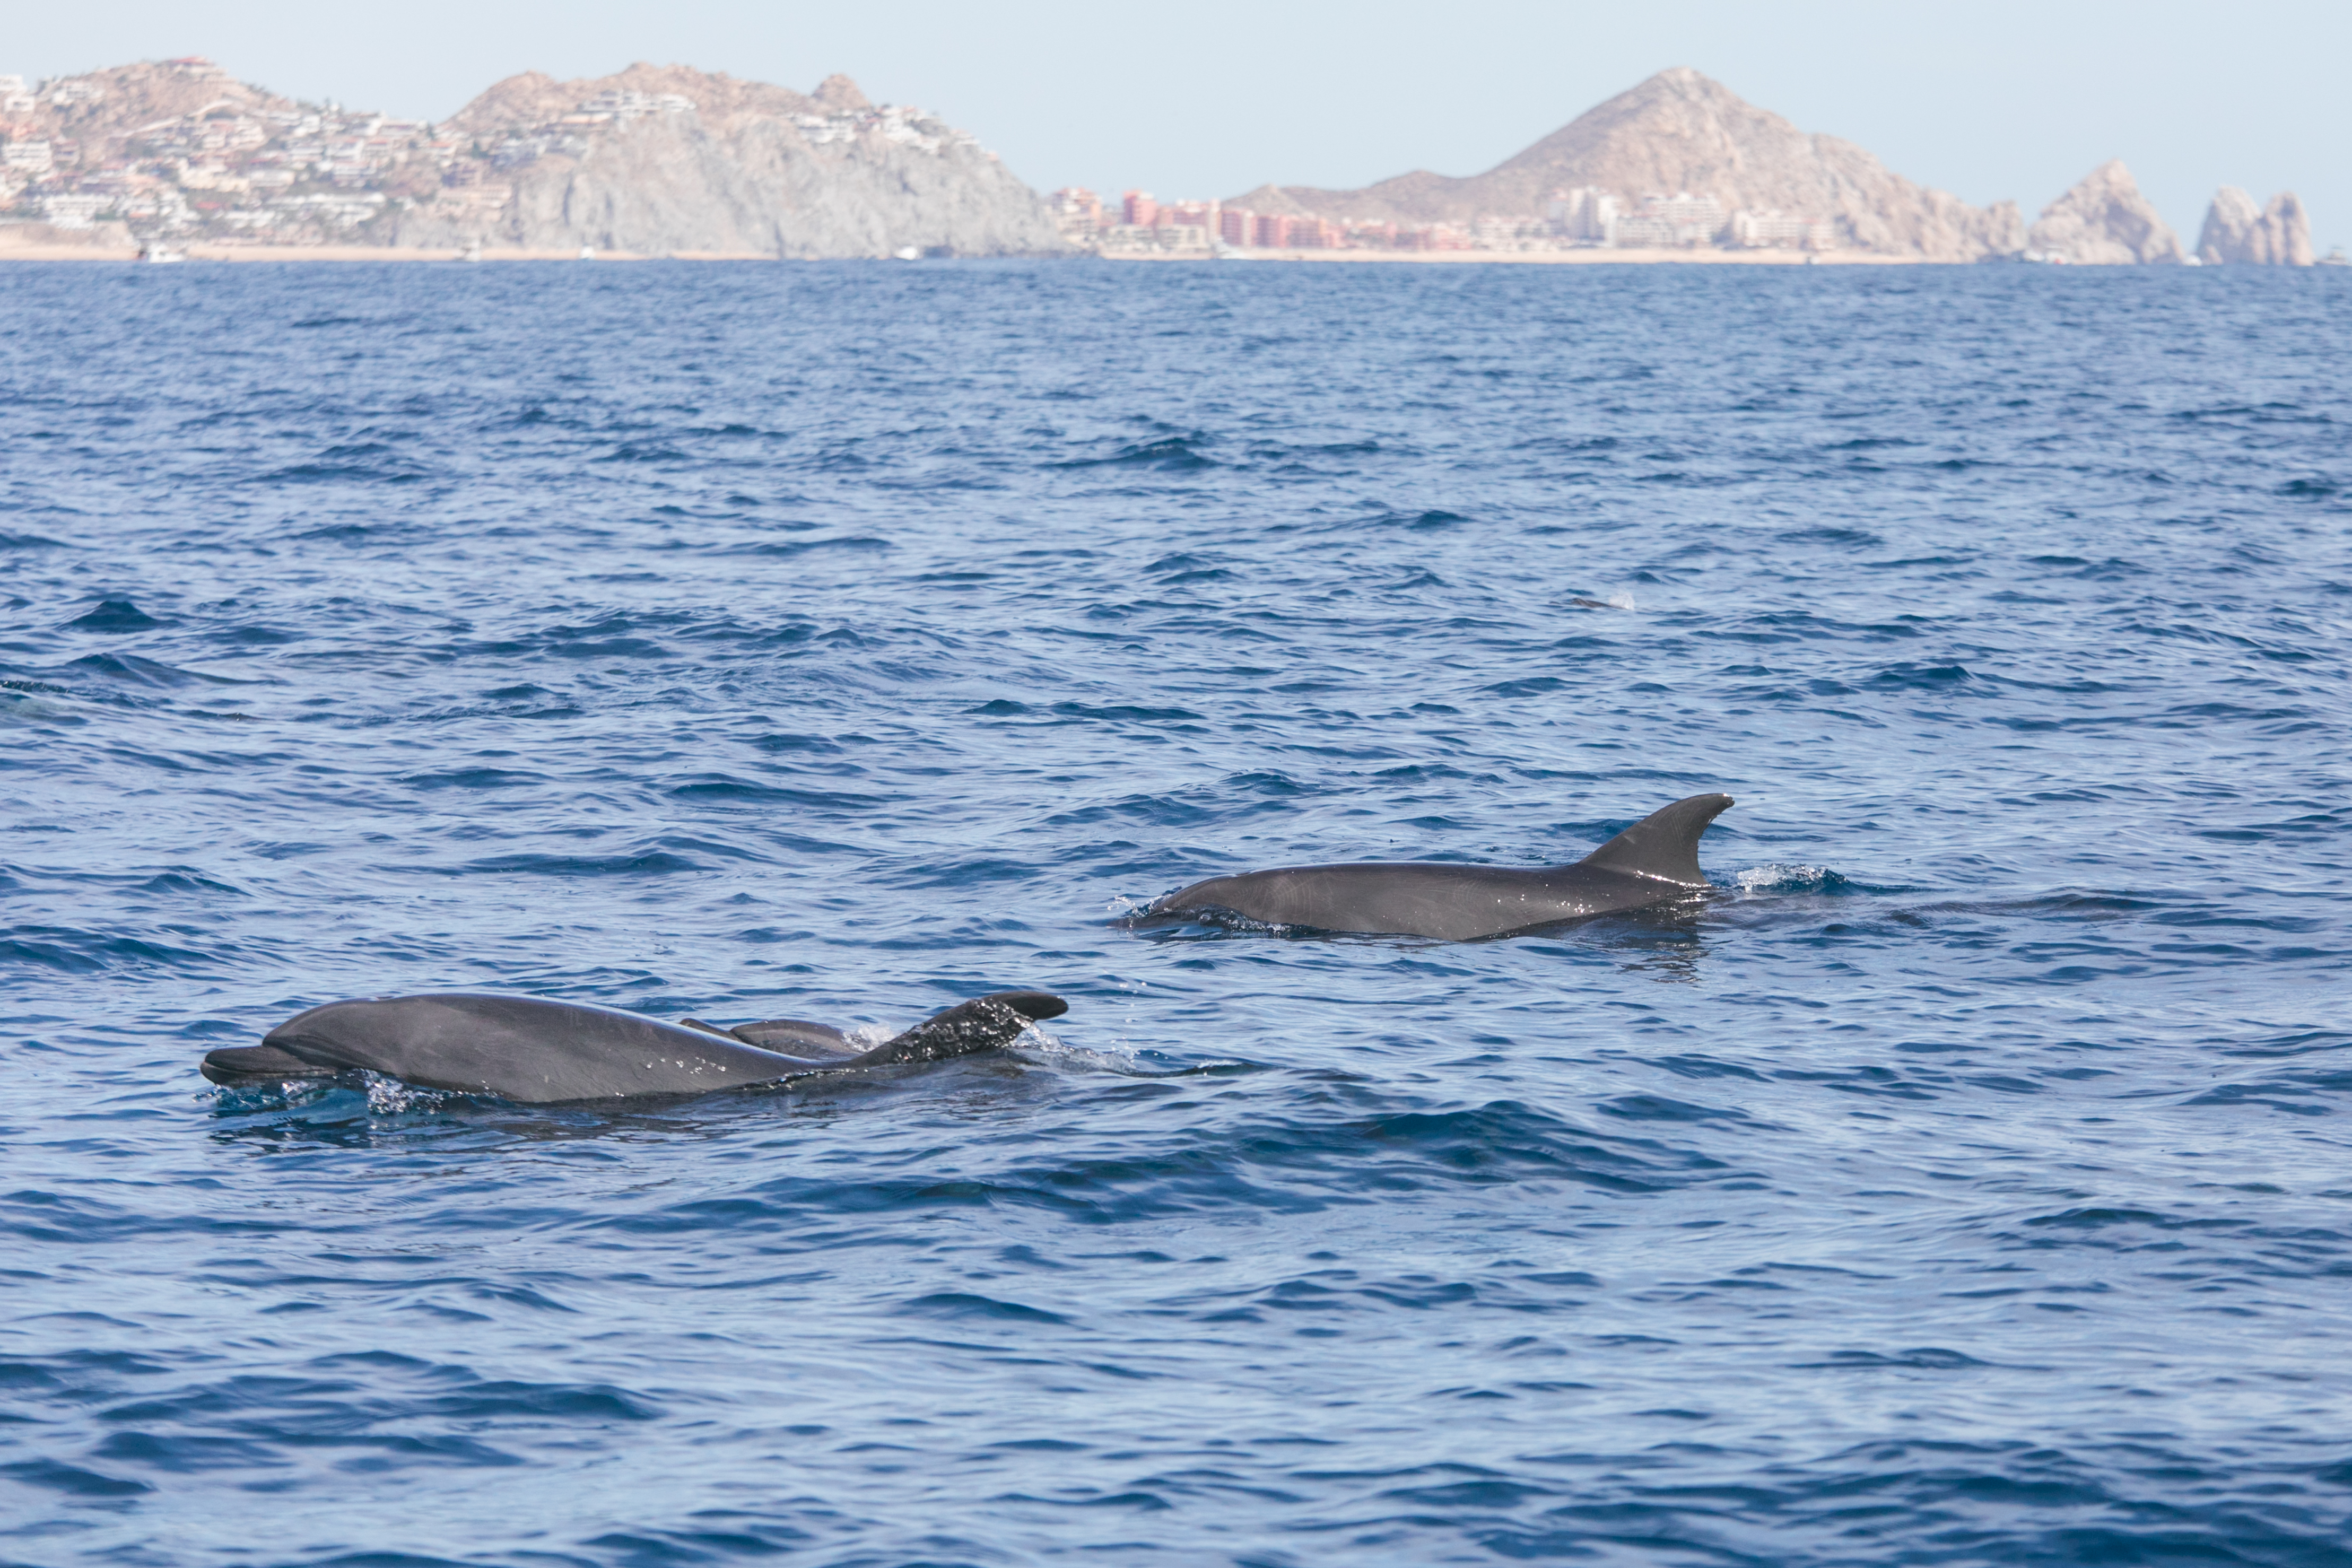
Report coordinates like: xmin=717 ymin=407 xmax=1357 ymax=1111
xmin=199 ymin=990 xmax=1067 ymax=1103
xmin=1146 ymin=792 xmax=1735 ymax=941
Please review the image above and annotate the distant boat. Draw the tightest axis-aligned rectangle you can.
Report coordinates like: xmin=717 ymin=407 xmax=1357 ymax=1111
xmin=2321 ymin=248 xmax=2349 ymax=268
xmin=134 ymin=245 xmax=186 ymax=265
xmin=892 ymin=246 xmax=921 ymax=260
xmin=578 ymin=246 xmax=595 ymax=260
xmin=461 ymin=241 xmax=483 ymax=263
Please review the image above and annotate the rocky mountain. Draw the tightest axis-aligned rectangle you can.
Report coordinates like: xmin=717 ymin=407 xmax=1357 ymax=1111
xmin=2196 ymin=187 xmax=2313 ymax=265
xmin=2024 ymin=161 xmax=2183 ymax=264
xmin=1 ymin=56 xmax=283 ymax=145
xmin=392 ymin=63 xmax=1060 ymax=257
xmin=1225 ymin=68 xmax=2024 ymax=260
xmin=0 ymin=57 xmax=1061 ymax=257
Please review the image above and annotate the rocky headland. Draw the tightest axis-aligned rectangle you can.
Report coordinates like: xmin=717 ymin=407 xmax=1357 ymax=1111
xmin=0 ymin=57 xmax=1061 ymax=258
xmin=1213 ymin=68 xmax=2318 ymax=265
xmin=1223 ymin=69 xmax=2024 ymax=261
xmin=0 ymin=57 xmax=2320 ymax=265
xmin=397 ymin=64 xmax=1060 ymax=257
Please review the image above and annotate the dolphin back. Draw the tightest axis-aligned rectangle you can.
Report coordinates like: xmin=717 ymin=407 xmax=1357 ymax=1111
xmin=210 ymin=989 xmax=1069 ymax=1103
xmin=1145 ymin=792 xmax=1736 ymax=939
xmin=248 ymin=994 xmax=812 ymax=1102
xmin=716 ymin=1018 xmax=858 ymax=1056
xmin=1572 ymin=792 xmax=1735 ymax=886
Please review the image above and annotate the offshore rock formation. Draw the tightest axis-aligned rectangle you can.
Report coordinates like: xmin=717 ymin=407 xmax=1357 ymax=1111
xmin=395 ymin=64 xmax=1061 ymax=257
xmin=1226 ymin=68 xmax=2025 ymax=260
xmin=2026 ymin=161 xmax=2184 ymax=264
xmin=2196 ymin=188 xmax=2314 ymax=265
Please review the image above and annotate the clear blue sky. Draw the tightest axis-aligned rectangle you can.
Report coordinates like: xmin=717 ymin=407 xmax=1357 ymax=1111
xmin=14 ymin=1 xmax=2346 ymax=249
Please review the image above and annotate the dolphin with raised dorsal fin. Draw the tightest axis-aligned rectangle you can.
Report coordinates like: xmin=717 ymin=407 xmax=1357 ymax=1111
xmin=199 ymin=990 xmax=1067 ymax=1103
xmin=1144 ymin=792 xmax=1734 ymax=941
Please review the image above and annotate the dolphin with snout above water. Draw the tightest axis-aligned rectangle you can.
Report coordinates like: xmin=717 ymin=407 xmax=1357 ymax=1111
xmin=199 ymin=990 xmax=1068 ymax=1103
xmin=1143 ymin=792 xmax=1734 ymax=941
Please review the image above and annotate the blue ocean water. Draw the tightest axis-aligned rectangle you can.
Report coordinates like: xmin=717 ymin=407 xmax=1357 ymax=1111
xmin=3 ymin=256 xmax=2349 ymax=1567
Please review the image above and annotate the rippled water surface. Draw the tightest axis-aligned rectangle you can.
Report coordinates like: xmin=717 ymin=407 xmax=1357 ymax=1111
xmin=5 ymin=258 xmax=2350 ymax=1566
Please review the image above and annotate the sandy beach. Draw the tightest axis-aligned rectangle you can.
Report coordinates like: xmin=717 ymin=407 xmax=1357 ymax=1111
xmin=1100 ymin=245 xmax=1918 ymax=265
xmin=0 ymin=237 xmax=1928 ymax=265
xmin=0 ymin=242 xmax=675 ymax=262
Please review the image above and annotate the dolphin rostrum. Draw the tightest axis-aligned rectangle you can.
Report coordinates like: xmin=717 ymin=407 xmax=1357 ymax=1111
xmin=1145 ymin=792 xmax=1734 ymax=940
xmin=199 ymin=990 xmax=1067 ymax=1103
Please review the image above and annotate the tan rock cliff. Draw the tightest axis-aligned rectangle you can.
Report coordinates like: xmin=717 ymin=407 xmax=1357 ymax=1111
xmin=1 ymin=57 xmax=1060 ymax=257
xmin=2026 ymin=161 xmax=2183 ymax=264
xmin=409 ymin=63 xmax=1060 ymax=257
xmin=2196 ymin=187 xmax=2314 ymax=265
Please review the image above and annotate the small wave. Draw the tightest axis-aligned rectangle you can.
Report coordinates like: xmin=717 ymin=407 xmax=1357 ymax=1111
xmin=898 ymin=1292 xmax=1069 ymax=1324
xmin=726 ymin=535 xmax=890 ymax=558
xmin=1866 ymin=662 xmax=1975 ymax=690
xmin=0 ymin=1458 xmax=151 ymax=1497
xmin=1366 ymin=508 xmax=1469 ymax=530
xmin=1057 ymin=435 xmax=1217 ymax=471
xmin=64 ymin=652 xmax=222 ymax=689
xmin=451 ymin=851 xmax=706 ymax=877
xmin=62 ymin=598 xmax=161 ymax=632
xmin=1 ymin=925 xmax=225 ymax=975
xmin=1050 ymin=701 xmax=1204 ymax=724
xmin=257 ymin=462 xmax=424 ymax=484
xmin=1776 ymin=525 xmax=1886 ymax=548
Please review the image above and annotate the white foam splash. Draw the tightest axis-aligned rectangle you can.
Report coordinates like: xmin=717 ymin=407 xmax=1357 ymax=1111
xmin=362 ymin=1073 xmax=459 ymax=1114
xmin=1735 ymin=864 xmax=1837 ymax=895
xmin=1014 ymin=1021 xmax=1148 ymax=1075
xmin=207 ymin=1078 xmax=336 ymax=1112
xmin=1607 ymin=590 xmax=1637 ymax=611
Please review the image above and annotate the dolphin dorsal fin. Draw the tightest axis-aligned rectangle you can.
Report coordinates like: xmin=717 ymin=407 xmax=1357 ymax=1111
xmin=1573 ymin=793 xmax=1734 ymax=886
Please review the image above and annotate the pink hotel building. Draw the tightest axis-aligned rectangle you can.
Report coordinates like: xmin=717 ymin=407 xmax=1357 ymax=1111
xmin=1055 ymin=186 xmax=1477 ymax=251
xmin=1111 ymin=188 xmax=1343 ymax=249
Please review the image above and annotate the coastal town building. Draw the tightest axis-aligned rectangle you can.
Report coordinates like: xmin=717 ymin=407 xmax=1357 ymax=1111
xmin=1729 ymin=208 xmax=1835 ymax=249
xmin=1079 ymin=196 xmax=1535 ymax=257
xmin=1099 ymin=222 xmax=1212 ymax=252
xmin=1547 ymin=187 xmax=1621 ymax=242
xmin=1050 ymin=186 xmax=1102 ymax=240
xmin=1080 ymin=177 xmax=1820 ymax=257
xmin=1608 ymin=192 xmax=1728 ymax=247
